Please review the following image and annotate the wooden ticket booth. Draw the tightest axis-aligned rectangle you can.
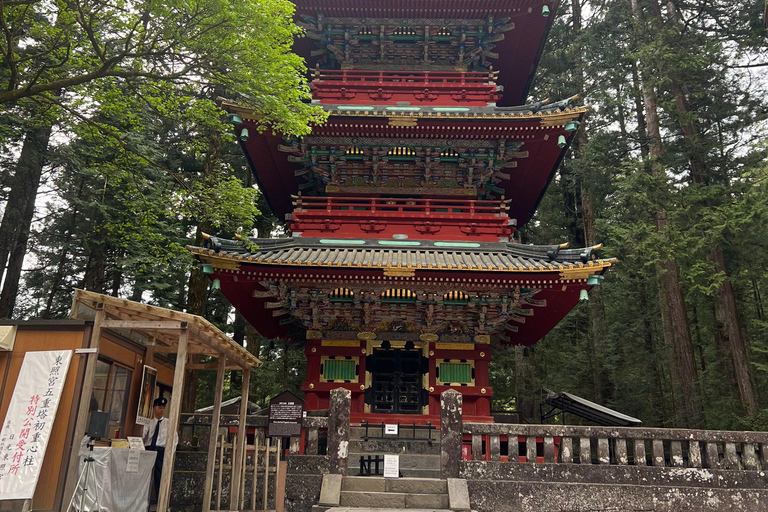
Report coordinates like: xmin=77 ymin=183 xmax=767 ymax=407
xmin=0 ymin=290 xmax=259 ymax=512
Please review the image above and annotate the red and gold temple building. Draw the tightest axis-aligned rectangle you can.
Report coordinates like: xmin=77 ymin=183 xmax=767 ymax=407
xmin=189 ymin=0 xmax=614 ymax=422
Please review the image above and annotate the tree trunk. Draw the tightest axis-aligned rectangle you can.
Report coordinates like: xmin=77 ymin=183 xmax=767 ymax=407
xmin=0 ymin=123 xmax=53 ymax=318
xmin=630 ymin=0 xmax=704 ymax=428
xmin=246 ymin=325 xmax=261 ymax=359
xmin=182 ymin=129 xmax=223 ymax=413
xmin=570 ymin=0 xmax=606 ymax=404
xmin=82 ymin=243 xmax=108 ymax=293
xmin=652 ymin=0 xmax=758 ymax=415
xmin=711 ymin=250 xmax=758 ymax=413
xmin=514 ymin=345 xmax=536 ymax=423
xmin=636 ymin=276 xmax=670 ymax=427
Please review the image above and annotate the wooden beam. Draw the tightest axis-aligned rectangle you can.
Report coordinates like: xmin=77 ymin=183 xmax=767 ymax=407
xmin=102 ymin=320 xmax=188 ymax=330
xmin=60 ymin=304 xmax=105 ymax=512
xmin=157 ymin=328 xmax=188 ymax=512
xmin=186 ymin=362 xmax=242 ymax=371
xmin=203 ymin=357 xmax=227 ymax=512
xmin=230 ymin=366 xmax=251 ymax=511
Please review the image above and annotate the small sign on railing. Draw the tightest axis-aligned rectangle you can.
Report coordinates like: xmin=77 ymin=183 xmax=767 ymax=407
xmin=384 ymin=424 xmax=399 ymax=435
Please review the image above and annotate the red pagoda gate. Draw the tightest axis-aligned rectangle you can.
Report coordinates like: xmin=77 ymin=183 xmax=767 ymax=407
xmin=190 ymin=0 xmax=614 ymax=422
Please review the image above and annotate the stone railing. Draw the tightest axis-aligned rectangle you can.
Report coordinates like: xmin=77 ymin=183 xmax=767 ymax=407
xmin=461 ymin=422 xmax=768 ymax=470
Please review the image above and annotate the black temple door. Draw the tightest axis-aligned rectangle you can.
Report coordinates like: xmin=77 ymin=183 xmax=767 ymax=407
xmin=371 ymin=348 xmax=423 ymax=414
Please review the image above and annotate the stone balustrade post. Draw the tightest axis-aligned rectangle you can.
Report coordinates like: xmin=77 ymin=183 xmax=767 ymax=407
xmin=328 ymin=387 xmax=351 ymax=475
xmin=440 ymin=389 xmax=463 ymax=478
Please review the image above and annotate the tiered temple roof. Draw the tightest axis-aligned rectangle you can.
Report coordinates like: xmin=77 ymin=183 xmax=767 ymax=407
xmin=188 ymin=236 xmax=614 ymax=346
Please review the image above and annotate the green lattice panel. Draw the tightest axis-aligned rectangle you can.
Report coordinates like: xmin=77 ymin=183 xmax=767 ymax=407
xmin=439 ymin=363 xmax=472 ymax=384
xmin=323 ymin=359 xmax=356 ymax=381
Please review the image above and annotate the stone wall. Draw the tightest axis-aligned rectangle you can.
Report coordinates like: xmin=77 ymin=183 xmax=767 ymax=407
xmin=284 ymin=455 xmax=330 ymax=512
xmin=446 ymin=395 xmax=768 ymax=512
xmin=460 ymin=449 xmax=768 ymax=511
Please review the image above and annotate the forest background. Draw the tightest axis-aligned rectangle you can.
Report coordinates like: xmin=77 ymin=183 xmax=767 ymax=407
xmin=1 ymin=0 xmax=767 ymax=431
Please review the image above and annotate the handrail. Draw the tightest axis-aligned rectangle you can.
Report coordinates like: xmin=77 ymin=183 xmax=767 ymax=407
xmin=461 ymin=422 xmax=768 ymax=469
xmin=293 ymin=196 xmax=508 ymax=217
xmin=312 ymin=70 xmax=496 ymax=88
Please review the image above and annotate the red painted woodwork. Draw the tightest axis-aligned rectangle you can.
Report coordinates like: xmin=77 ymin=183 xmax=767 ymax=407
xmin=212 ymin=0 xmax=595 ymax=424
xmin=291 ymin=0 xmax=558 ymax=106
xmin=290 ymin=196 xmax=514 ymax=241
xmin=212 ymin=265 xmax=594 ymax=347
xmin=311 ymin=70 xmax=500 ymax=106
xmin=239 ymin=116 xmax=578 ymax=224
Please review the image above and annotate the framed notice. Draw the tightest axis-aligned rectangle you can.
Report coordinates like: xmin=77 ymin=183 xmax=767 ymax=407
xmin=267 ymin=391 xmax=304 ymax=438
xmin=135 ymin=365 xmax=157 ymax=426
xmin=0 ymin=350 xmax=73 ymax=500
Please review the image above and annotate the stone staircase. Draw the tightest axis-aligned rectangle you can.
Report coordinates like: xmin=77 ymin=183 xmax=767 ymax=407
xmin=315 ymin=475 xmax=471 ymax=512
xmin=348 ymin=424 xmax=441 ymax=479
xmin=340 ymin=476 xmax=449 ymax=509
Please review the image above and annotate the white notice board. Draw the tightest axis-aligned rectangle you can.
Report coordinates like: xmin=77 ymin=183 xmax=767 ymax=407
xmin=383 ymin=454 xmax=400 ymax=478
xmin=0 ymin=350 xmax=73 ymax=500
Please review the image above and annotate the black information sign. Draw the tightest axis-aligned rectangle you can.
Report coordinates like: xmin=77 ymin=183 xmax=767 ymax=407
xmin=267 ymin=390 xmax=304 ymax=437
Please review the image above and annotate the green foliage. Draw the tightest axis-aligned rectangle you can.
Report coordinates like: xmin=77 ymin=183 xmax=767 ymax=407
xmin=491 ymin=0 xmax=768 ymax=429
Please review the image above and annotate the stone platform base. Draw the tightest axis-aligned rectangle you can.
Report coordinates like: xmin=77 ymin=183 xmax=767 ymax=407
xmin=461 ymin=462 xmax=768 ymax=512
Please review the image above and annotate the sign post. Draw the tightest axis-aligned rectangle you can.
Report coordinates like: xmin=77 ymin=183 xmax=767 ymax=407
xmin=0 ymin=350 xmax=73 ymax=500
xmin=267 ymin=391 xmax=304 ymax=438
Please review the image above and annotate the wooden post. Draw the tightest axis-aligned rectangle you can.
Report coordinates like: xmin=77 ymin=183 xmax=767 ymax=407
xmin=217 ymin=433 xmax=225 ymax=511
xmin=60 ymin=304 xmax=105 ymax=512
xmin=274 ymin=438 xmax=283 ymax=511
xmin=251 ymin=436 xmax=260 ymax=510
xmin=157 ymin=326 xmax=189 ymax=512
xmin=230 ymin=366 xmax=251 ymax=511
xmin=263 ymin=437 xmax=271 ymax=511
xmin=203 ymin=357 xmax=227 ymax=512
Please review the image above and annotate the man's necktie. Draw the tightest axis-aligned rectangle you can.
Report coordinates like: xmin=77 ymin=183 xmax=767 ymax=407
xmin=150 ymin=418 xmax=162 ymax=448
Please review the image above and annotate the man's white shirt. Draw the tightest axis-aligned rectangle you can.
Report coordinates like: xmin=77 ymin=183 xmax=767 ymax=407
xmin=142 ymin=417 xmax=178 ymax=448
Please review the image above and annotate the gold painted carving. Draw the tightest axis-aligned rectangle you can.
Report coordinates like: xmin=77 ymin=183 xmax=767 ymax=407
xmin=357 ymin=331 xmax=377 ymax=340
xmin=388 ymin=116 xmax=418 ymax=127
xmin=420 ymin=333 xmax=439 ymax=343
xmin=321 ymin=340 xmax=360 ymax=347
xmin=306 ymin=330 xmax=323 ymax=339
xmin=435 ymin=342 xmax=475 ymax=351
xmin=384 ymin=268 xmax=416 ymax=277
xmin=199 ymin=256 xmax=240 ymax=271
xmin=474 ymin=334 xmax=491 ymax=344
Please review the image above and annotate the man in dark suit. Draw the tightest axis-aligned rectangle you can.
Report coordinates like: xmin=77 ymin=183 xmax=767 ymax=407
xmin=141 ymin=397 xmax=176 ymax=497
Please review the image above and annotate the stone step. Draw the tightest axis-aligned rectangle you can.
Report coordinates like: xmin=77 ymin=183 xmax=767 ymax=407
xmin=350 ymin=425 xmax=437 ymax=441
xmin=349 ymin=439 xmax=440 ymax=454
xmin=326 ymin=508 xmax=455 ymax=512
xmin=349 ymin=453 xmax=441 ymax=471
xmin=339 ymin=491 xmax=450 ymax=509
xmin=342 ymin=477 xmax=448 ymax=494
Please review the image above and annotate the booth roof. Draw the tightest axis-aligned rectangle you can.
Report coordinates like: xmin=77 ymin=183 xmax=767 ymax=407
xmin=71 ymin=289 xmax=260 ymax=369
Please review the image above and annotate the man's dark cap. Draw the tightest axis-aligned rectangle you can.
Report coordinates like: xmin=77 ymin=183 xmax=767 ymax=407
xmin=153 ymin=397 xmax=168 ymax=407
